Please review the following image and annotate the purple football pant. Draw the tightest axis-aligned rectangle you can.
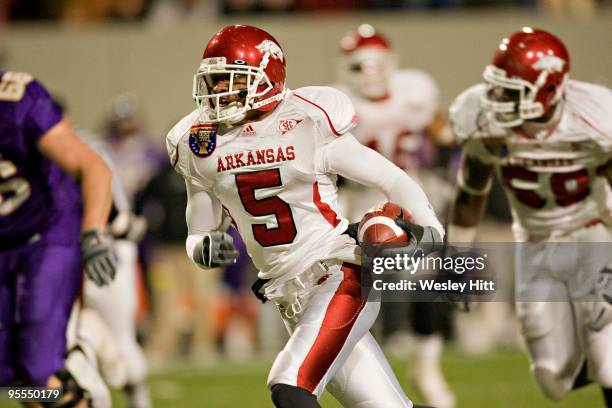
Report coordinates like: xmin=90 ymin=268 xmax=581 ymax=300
xmin=0 ymin=237 xmax=82 ymax=386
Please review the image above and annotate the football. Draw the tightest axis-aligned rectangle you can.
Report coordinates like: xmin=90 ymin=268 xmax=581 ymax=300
xmin=357 ymin=202 xmax=414 ymax=245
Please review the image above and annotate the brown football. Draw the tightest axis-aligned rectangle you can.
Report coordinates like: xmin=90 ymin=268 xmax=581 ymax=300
xmin=357 ymin=202 xmax=413 ymax=245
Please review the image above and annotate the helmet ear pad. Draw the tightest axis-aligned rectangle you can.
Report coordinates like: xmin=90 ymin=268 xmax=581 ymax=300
xmin=542 ymin=84 xmax=558 ymax=110
xmin=253 ymin=80 xmax=283 ymax=113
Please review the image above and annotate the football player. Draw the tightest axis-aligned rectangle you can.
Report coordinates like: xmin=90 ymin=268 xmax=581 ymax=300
xmin=81 ymin=130 xmax=151 ymax=408
xmin=334 ymin=24 xmax=455 ymax=408
xmin=448 ymin=28 xmax=612 ymax=406
xmin=167 ymin=25 xmax=444 ymax=408
xmin=0 ymin=71 xmax=116 ymax=407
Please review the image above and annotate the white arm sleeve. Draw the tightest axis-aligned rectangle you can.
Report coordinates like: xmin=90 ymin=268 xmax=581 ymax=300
xmin=185 ymin=180 xmax=224 ymax=265
xmin=318 ymin=133 xmax=444 ymax=238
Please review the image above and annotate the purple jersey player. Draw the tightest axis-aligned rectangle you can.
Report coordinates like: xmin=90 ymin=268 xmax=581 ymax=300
xmin=0 ymin=71 xmax=116 ymax=402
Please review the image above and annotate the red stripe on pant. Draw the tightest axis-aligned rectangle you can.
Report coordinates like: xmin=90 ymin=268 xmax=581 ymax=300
xmin=296 ymin=262 xmax=365 ymax=393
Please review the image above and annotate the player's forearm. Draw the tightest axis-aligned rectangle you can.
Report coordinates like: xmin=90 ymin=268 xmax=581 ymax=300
xmin=384 ymin=171 xmax=444 ymax=238
xmin=448 ymin=153 xmax=494 ymax=243
xmin=184 ymin=179 xmax=233 ymax=267
xmin=186 ymin=234 xmax=206 ymax=267
xmin=322 ymin=134 xmax=443 ymax=236
xmin=185 ymin=180 xmax=224 ymax=233
xmin=451 ymin=189 xmax=488 ymax=228
xmin=447 ymin=189 xmax=489 ymax=243
xmin=79 ymin=157 xmax=113 ymax=231
xmin=426 ymin=112 xmax=454 ymax=147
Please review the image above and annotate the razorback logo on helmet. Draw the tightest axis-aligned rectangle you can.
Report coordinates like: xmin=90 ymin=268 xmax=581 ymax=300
xmin=279 ymin=119 xmax=302 ymax=135
xmin=531 ymin=55 xmax=566 ymax=73
xmin=256 ymin=40 xmax=284 ymax=62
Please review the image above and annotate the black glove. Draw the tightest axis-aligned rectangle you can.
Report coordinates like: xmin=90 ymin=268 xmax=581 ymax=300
xmin=201 ymin=231 xmax=238 ymax=268
xmin=81 ymin=229 xmax=117 ymax=286
xmin=251 ymin=278 xmax=271 ymax=303
xmin=379 ymin=217 xmax=443 ymax=258
xmin=344 ymin=222 xmax=360 ymax=244
xmin=589 ymin=267 xmax=612 ymax=330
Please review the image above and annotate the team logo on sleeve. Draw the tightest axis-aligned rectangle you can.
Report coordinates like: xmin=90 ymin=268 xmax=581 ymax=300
xmin=189 ymin=124 xmax=218 ymax=158
xmin=279 ymin=119 xmax=302 ymax=135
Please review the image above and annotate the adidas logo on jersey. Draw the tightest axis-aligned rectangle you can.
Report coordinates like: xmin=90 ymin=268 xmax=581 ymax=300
xmin=241 ymin=124 xmax=256 ymax=136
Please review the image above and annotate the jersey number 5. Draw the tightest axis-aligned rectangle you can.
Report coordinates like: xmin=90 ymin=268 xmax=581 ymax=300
xmin=235 ymin=168 xmax=297 ymax=247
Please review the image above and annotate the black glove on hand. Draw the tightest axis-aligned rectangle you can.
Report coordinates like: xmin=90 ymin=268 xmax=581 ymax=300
xmin=81 ymin=229 xmax=117 ymax=286
xmin=344 ymin=222 xmax=360 ymax=244
xmin=379 ymin=217 xmax=443 ymax=258
xmin=202 ymin=231 xmax=239 ymax=268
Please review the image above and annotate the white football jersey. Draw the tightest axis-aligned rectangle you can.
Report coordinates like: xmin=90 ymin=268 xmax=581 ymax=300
xmin=336 ymin=69 xmax=439 ymax=171
xmin=450 ymin=80 xmax=612 ymax=240
xmin=167 ymin=87 xmax=359 ymax=280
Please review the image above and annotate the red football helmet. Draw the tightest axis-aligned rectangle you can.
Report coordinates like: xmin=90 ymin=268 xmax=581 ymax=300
xmin=193 ymin=25 xmax=286 ymax=124
xmin=338 ymin=24 xmax=398 ymax=100
xmin=481 ymin=27 xmax=570 ymax=128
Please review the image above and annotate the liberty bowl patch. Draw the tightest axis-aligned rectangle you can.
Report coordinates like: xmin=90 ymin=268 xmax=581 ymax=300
xmin=189 ymin=124 xmax=218 ymax=158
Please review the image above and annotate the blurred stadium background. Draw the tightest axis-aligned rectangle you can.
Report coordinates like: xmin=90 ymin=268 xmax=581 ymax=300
xmin=1 ymin=0 xmax=611 ymax=407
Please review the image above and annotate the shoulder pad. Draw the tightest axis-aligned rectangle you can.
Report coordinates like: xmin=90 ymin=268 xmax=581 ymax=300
xmin=449 ymin=84 xmax=488 ymax=143
xmin=290 ymin=86 xmax=357 ymax=137
xmin=391 ymin=69 xmax=439 ymax=101
xmin=565 ymin=80 xmax=612 ymax=151
xmin=166 ymin=110 xmax=199 ymax=179
xmin=392 ymin=70 xmax=440 ymax=127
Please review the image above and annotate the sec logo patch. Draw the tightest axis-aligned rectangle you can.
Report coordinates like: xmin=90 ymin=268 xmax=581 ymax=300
xmin=189 ymin=124 xmax=218 ymax=157
xmin=279 ymin=119 xmax=302 ymax=135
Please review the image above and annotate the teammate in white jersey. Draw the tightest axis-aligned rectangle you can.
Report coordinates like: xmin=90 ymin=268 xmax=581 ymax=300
xmin=335 ymin=24 xmax=453 ymax=218
xmin=81 ymin=131 xmax=151 ymax=408
xmin=166 ymin=25 xmax=444 ymax=408
xmin=448 ymin=27 xmax=612 ymax=406
xmin=334 ymin=24 xmax=455 ymax=408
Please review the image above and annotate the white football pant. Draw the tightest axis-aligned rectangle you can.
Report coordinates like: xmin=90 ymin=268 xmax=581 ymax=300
xmin=266 ymin=260 xmax=413 ymax=407
xmin=84 ymin=240 xmax=148 ymax=386
xmin=516 ymin=222 xmax=612 ymax=399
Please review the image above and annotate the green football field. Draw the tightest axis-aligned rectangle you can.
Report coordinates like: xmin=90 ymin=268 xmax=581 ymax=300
xmin=2 ymin=348 xmax=603 ymax=407
xmin=112 ymin=348 xmax=603 ymax=408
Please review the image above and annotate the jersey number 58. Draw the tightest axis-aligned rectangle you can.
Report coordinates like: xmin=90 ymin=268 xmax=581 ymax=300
xmin=501 ymin=166 xmax=590 ymax=209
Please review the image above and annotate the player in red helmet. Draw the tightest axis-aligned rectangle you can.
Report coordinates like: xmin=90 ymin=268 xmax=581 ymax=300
xmin=335 ymin=24 xmax=456 ymax=408
xmin=480 ymin=27 xmax=570 ymax=128
xmin=338 ymin=24 xmax=397 ymax=101
xmin=449 ymin=28 xmax=612 ymax=405
xmin=168 ymin=25 xmax=444 ymax=408
xmin=192 ymin=25 xmax=286 ymax=125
